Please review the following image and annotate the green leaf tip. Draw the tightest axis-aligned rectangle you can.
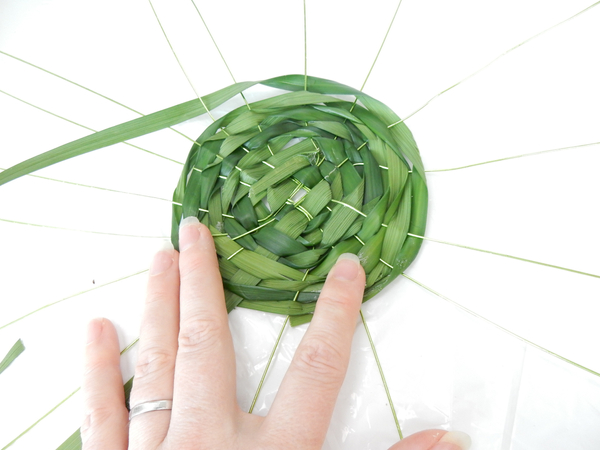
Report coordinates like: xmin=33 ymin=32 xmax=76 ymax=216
xmin=0 ymin=339 xmax=25 ymax=375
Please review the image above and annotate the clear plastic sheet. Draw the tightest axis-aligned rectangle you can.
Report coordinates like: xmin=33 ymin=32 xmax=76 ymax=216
xmin=1 ymin=1 xmax=599 ymax=449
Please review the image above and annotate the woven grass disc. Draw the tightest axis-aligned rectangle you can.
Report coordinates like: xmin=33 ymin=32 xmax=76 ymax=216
xmin=172 ymin=75 xmax=428 ymax=326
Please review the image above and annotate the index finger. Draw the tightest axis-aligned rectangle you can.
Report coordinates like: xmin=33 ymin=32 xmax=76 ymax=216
xmin=264 ymin=253 xmax=365 ymax=447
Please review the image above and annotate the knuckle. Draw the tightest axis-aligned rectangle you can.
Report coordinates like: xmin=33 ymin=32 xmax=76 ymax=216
xmin=80 ymin=412 xmax=92 ymax=440
xmin=179 ymin=253 xmax=205 ymax=279
xmin=80 ymin=405 xmax=122 ymax=445
xmin=84 ymin=357 xmax=119 ymax=378
xmin=317 ymin=293 xmax=353 ymax=309
xmin=293 ymin=337 xmax=346 ymax=381
xmin=134 ymin=345 xmax=175 ymax=382
xmin=145 ymin=285 xmax=174 ymax=305
xmin=314 ymin=294 xmax=361 ymax=326
xmin=178 ymin=316 xmax=221 ymax=353
xmin=257 ymin=433 xmax=321 ymax=450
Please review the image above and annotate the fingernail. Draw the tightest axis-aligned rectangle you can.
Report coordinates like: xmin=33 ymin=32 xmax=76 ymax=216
xmin=433 ymin=431 xmax=472 ymax=450
xmin=330 ymin=253 xmax=360 ymax=281
xmin=150 ymin=241 xmax=174 ymax=276
xmin=87 ymin=318 xmax=104 ymax=344
xmin=179 ymin=216 xmax=201 ymax=252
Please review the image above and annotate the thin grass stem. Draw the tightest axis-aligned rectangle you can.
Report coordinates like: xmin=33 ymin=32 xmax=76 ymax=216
xmin=0 ymin=89 xmax=95 ymax=132
xmin=360 ymin=310 xmax=403 ymax=439
xmin=248 ymin=267 xmax=312 ymax=413
xmin=426 ymin=142 xmax=600 ymax=173
xmin=1 ymin=338 xmax=139 ymax=449
xmin=120 ymin=338 xmax=140 ymax=355
xmin=360 ymin=0 xmax=403 ymax=92
xmin=0 ymin=89 xmax=184 ymax=165
xmin=189 ymin=0 xmax=253 ymax=110
xmin=388 ymin=1 xmax=600 ymax=128
xmin=248 ymin=316 xmax=290 ymax=413
xmin=0 ymin=50 xmax=202 ymax=147
xmin=402 ymin=273 xmax=600 ymax=378
xmin=303 ymin=0 xmax=308 ymax=91
xmin=189 ymin=1 xmax=236 ymax=83
xmin=0 ymin=269 xmax=149 ymax=330
xmin=231 ymin=218 xmax=277 ymax=241
xmin=0 ymin=50 xmax=142 ymax=115
xmin=0 ymin=217 xmax=168 ymax=239
xmin=347 ymin=0 xmax=402 ymax=115
xmin=408 ymin=233 xmax=600 ymax=279
xmin=148 ymin=0 xmax=216 ymax=122
xmin=0 ymin=168 xmax=175 ymax=203
xmin=1 ymin=387 xmax=80 ymax=450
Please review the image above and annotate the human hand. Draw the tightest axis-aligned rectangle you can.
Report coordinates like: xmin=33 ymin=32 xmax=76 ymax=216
xmin=81 ymin=216 xmax=470 ymax=450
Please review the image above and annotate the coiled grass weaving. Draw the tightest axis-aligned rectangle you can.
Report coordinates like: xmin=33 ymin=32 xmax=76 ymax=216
xmin=171 ymin=75 xmax=428 ymax=325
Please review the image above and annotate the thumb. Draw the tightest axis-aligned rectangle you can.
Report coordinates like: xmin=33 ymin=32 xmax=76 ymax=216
xmin=388 ymin=430 xmax=471 ymax=450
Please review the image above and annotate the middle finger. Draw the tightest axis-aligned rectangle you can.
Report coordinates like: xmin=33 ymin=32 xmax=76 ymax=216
xmin=265 ymin=254 xmax=365 ymax=447
xmin=169 ymin=217 xmax=238 ymax=443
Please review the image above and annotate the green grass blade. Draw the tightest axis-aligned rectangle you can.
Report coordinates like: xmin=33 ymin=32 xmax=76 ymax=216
xmin=249 ymin=156 xmax=312 ymax=197
xmin=238 ymin=299 xmax=316 ymax=316
xmin=0 ymin=81 xmax=256 ymax=187
xmin=253 ymin=227 xmax=308 ymax=256
xmin=55 ymin=429 xmax=81 ymax=450
xmin=0 ymin=339 xmax=25 ymax=375
xmin=321 ymin=180 xmax=364 ymax=247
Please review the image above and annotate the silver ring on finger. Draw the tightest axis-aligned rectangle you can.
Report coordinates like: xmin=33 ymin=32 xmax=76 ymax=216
xmin=129 ymin=399 xmax=173 ymax=420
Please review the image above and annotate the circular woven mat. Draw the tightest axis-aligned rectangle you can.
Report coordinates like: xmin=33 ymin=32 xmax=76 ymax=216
xmin=172 ymin=75 xmax=428 ymax=325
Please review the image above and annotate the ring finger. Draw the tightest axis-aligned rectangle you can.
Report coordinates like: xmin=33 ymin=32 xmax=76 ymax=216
xmin=128 ymin=243 xmax=180 ymax=448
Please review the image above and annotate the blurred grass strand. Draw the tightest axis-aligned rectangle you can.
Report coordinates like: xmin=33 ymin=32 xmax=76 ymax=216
xmin=147 ymin=0 xmax=216 ymax=121
xmin=408 ymin=233 xmax=600 ymax=279
xmin=0 ymin=167 xmax=175 ymax=203
xmin=0 ymin=50 xmax=202 ymax=146
xmin=0 ymin=218 xmax=168 ymax=239
xmin=2 ymin=339 xmax=139 ymax=449
xmin=1 ymin=387 xmax=80 ymax=450
xmin=360 ymin=0 xmax=403 ymax=91
xmin=0 ymin=89 xmax=183 ymax=165
xmin=426 ymin=142 xmax=600 ymax=172
xmin=402 ymin=273 xmax=600 ymax=378
xmin=360 ymin=311 xmax=403 ymax=439
xmin=0 ymin=270 xmax=149 ymax=330
xmin=388 ymin=0 xmax=600 ymax=128
xmin=248 ymin=317 xmax=290 ymax=413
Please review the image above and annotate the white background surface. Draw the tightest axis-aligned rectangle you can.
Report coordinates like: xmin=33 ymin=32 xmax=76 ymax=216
xmin=1 ymin=1 xmax=599 ymax=449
